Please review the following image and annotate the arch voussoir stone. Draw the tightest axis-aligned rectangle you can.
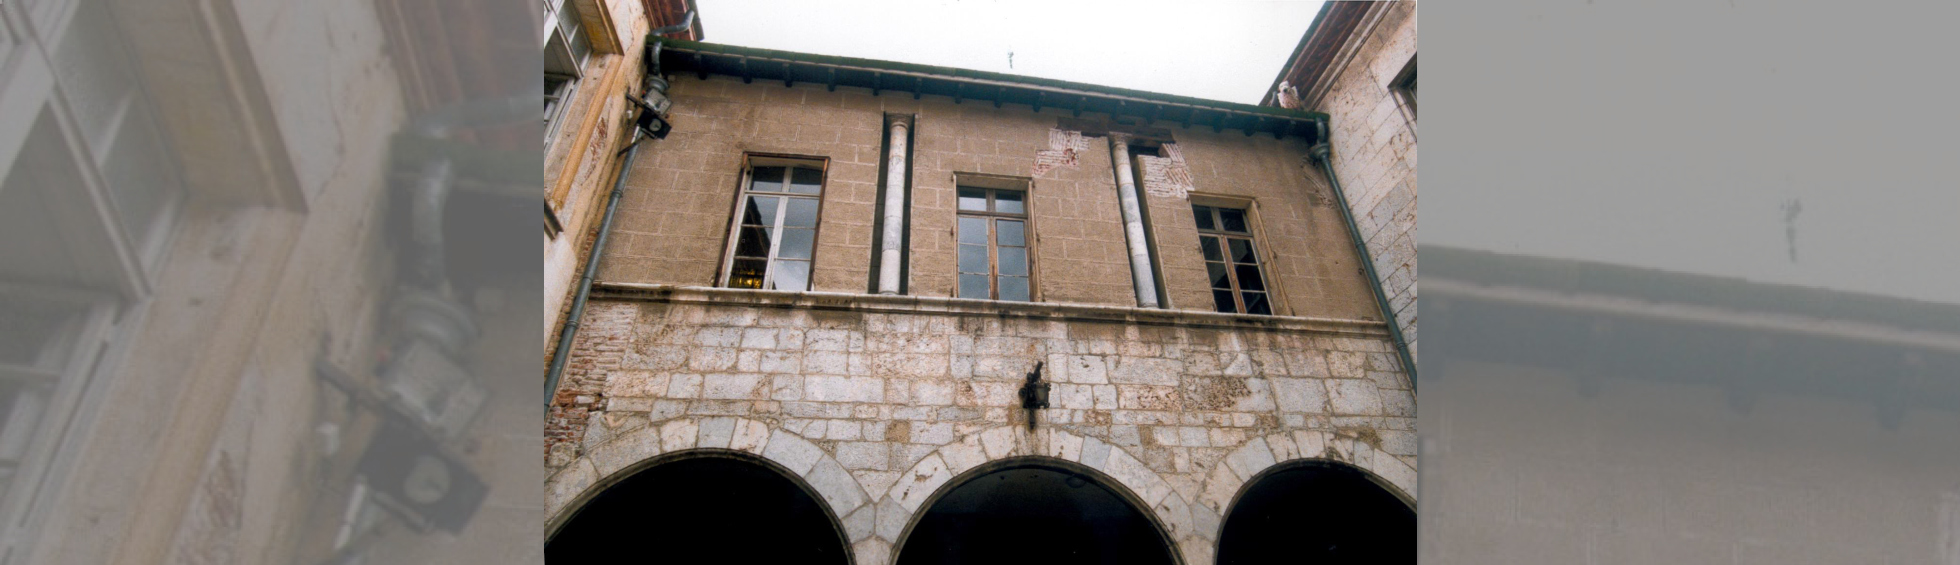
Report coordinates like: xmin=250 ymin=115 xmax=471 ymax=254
xmin=545 ymin=416 xmax=876 ymax=542
xmin=1198 ymin=429 xmax=1419 ymax=536
xmin=872 ymin=425 xmax=1201 ymax=565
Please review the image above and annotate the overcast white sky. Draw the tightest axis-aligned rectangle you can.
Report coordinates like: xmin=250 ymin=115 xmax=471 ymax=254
xmin=1428 ymin=0 xmax=1960 ymax=306
xmin=692 ymin=0 xmax=1326 ymax=105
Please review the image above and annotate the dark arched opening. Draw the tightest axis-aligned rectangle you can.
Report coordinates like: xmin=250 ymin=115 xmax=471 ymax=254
xmin=546 ymin=451 xmax=851 ymax=564
xmin=1215 ymin=460 xmax=1414 ymax=565
xmin=895 ymin=458 xmax=1178 ymax=565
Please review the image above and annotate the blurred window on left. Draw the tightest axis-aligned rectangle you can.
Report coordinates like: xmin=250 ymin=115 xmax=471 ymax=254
xmin=543 ymin=0 xmax=591 ymax=145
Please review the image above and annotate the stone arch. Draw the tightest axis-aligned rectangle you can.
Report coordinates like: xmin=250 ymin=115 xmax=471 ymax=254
xmin=545 ymin=416 xmax=876 ymax=547
xmin=546 ymin=448 xmax=855 ymax=563
xmin=1213 ymin=458 xmax=1415 ymax=563
xmin=1196 ymin=428 xmax=1415 ymax=524
xmin=891 ymin=456 xmax=1181 ymax=565
xmin=1195 ymin=429 xmax=1416 ymax=563
xmin=859 ymin=425 xmax=1203 ymax=565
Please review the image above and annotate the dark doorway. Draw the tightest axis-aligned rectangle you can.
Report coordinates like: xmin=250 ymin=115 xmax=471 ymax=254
xmin=1215 ymin=461 xmax=1414 ymax=565
xmin=546 ymin=453 xmax=851 ymax=564
xmin=895 ymin=461 xmax=1177 ymax=565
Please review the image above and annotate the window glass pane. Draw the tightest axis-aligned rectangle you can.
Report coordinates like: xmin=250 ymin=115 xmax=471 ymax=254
xmin=959 ymin=245 xmax=989 ymax=274
xmin=1229 ymin=238 xmax=1258 ymax=263
xmin=556 ymin=0 xmax=590 ymax=63
xmin=556 ymin=0 xmax=580 ymax=34
xmin=995 ymin=190 xmax=1025 ymax=215
xmin=998 ymin=247 xmax=1027 ymax=276
xmin=1212 ymin=289 xmax=1238 ymax=313
xmin=1207 ymin=262 xmax=1232 ymax=289
xmin=1200 ymin=236 xmax=1223 ymax=262
xmin=1218 ymin=208 xmax=1249 ymax=233
xmin=735 ymin=227 xmax=774 ymax=258
xmin=567 ymin=29 xmax=593 ymax=69
xmin=729 ymin=259 xmax=768 ymax=289
xmin=783 ymin=198 xmax=820 ymax=227
xmin=958 ymin=217 xmax=989 ymax=245
xmin=770 ymin=260 xmax=811 ymax=291
xmin=998 ymin=276 xmax=1029 ymax=301
xmin=788 ymin=167 xmax=823 ymax=194
xmin=102 ymin=109 xmax=179 ymax=245
xmin=0 ymin=296 xmax=87 ymax=367
xmin=545 ymin=30 xmax=580 ymax=76
xmin=1242 ymin=292 xmax=1271 ymax=315
xmin=743 ymin=195 xmax=778 ymax=225
xmin=779 ymin=228 xmax=815 ymax=259
xmin=959 ymin=274 xmax=991 ymax=299
xmin=1234 ymin=264 xmax=1266 ymax=291
xmin=996 ymin=220 xmax=1024 ymax=247
xmin=750 ymin=166 xmax=786 ymax=191
xmin=958 ymin=188 xmax=987 ymax=211
xmin=1192 ymin=206 xmax=1215 ymax=231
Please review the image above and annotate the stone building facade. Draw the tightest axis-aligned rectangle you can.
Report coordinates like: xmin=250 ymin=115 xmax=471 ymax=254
xmin=545 ymin=38 xmax=1417 ymax=563
xmin=1266 ymin=1 xmax=1418 ymax=367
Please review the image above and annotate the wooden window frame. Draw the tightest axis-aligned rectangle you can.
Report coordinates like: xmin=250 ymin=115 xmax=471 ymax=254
xmin=717 ymin=154 xmax=830 ymax=292
xmin=954 ymin=185 xmax=1036 ymax=302
xmin=543 ymin=71 xmax=578 ymax=146
xmin=1391 ymin=54 xmax=1416 ymax=139
xmin=1191 ymin=199 xmax=1279 ymax=316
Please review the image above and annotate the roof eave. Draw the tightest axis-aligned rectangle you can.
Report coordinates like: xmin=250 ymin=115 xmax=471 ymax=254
xmin=654 ymin=39 xmax=1330 ymax=141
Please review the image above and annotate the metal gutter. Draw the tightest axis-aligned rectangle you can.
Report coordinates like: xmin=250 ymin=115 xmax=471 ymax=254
xmin=1427 ymin=278 xmax=1960 ymax=354
xmin=1424 ymin=245 xmax=1960 ymax=337
xmin=1310 ymin=119 xmax=1418 ymax=392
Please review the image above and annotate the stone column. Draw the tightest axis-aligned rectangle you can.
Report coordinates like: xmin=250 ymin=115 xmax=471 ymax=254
xmin=1109 ymin=133 xmax=1160 ymax=308
xmin=878 ymin=120 xmax=910 ymax=295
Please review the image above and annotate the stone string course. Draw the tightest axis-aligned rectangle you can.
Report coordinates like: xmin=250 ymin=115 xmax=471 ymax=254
xmin=547 ymin=289 xmax=1416 ymax=564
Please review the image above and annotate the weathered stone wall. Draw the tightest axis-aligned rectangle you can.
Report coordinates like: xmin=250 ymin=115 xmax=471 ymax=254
xmin=546 ymin=288 xmax=1416 ymax=565
xmin=1309 ymin=1 xmax=1418 ymax=360
xmin=595 ymin=73 xmax=1379 ymax=320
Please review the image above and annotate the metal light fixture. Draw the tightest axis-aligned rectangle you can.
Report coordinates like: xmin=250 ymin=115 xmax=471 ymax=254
xmin=1018 ymin=361 xmax=1048 ymax=430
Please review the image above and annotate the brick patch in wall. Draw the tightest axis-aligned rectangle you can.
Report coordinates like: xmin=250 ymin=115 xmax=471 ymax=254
xmin=1139 ymin=143 xmax=1195 ymax=200
xmin=1033 ymin=129 xmax=1092 ymax=177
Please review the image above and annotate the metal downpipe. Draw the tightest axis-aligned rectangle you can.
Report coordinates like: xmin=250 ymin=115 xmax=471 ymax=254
xmin=877 ymin=121 xmax=909 ymax=295
xmin=1109 ymin=134 xmax=1161 ymax=308
xmin=1309 ymin=119 xmax=1417 ymax=392
xmin=545 ymin=23 xmax=689 ymax=405
xmin=545 ymin=125 xmax=643 ymax=404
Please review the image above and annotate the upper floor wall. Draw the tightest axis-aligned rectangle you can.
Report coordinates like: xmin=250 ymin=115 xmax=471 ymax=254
xmin=594 ymin=66 xmax=1383 ymax=323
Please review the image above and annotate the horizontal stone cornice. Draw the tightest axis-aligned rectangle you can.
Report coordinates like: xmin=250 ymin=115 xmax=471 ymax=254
xmin=590 ymin=282 xmax=1390 ymax=339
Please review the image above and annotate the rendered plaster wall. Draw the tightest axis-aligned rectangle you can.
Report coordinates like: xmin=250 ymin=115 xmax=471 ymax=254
xmin=545 ymin=0 xmax=652 ymax=349
xmin=546 ymin=291 xmax=1416 ymax=564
